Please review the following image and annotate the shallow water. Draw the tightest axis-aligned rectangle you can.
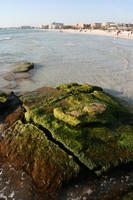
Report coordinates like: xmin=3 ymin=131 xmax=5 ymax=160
xmin=0 ymin=29 xmax=133 ymax=104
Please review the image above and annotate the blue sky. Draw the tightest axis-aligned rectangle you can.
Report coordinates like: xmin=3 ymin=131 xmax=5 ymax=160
xmin=0 ymin=0 xmax=133 ymax=27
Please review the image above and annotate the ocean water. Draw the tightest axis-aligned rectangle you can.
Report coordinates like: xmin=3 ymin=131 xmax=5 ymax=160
xmin=1 ymin=29 xmax=133 ymax=104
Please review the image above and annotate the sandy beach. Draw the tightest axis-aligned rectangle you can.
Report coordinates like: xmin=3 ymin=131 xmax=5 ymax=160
xmin=58 ymin=29 xmax=133 ymax=40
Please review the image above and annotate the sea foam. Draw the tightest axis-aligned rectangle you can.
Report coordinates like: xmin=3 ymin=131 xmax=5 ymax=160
xmin=0 ymin=37 xmax=11 ymax=41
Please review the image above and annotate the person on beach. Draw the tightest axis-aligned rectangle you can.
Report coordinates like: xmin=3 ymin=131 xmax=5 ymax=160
xmin=117 ymin=30 xmax=121 ymax=36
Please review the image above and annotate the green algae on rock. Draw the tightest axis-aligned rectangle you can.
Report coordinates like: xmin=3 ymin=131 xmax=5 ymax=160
xmin=0 ymin=93 xmax=7 ymax=103
xmin=21 ymin=86 xmax=60 ymax=110
xmin=23 ymin=83 xmax=133 ymax=174
xmin=0 ymin=120 xmax=79 ymax=198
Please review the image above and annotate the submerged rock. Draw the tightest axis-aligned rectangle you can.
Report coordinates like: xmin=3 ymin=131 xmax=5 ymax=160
xmin=23 ymin=83 xmax=133 ymax=174
xmin=2 ymin=62 xmax=34 ymax=91
xmin=4 ymin=71 xmax=31 ymax=81
xmin=13 ymin=62 xmax=34 ymax=73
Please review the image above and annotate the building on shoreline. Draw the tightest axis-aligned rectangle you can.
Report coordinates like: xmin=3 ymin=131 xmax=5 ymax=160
xmin=40 ymin=25 xmax=49 ymax=29
xmin=38 ymin=21 xmax=133 ymax=32
xmin=49 ymin=22 xmax=64 ymax=29
xmin=20 ymin=26 xmax=34 ymax=29
xmin=117 ymin=23 xmax=131 ymax=31
xmin=91 ymin=23 xmax=102 ymax=29
xmin=102 ymin=22 xmax=132 ymax=31
xmin=102 ymin=22 xmax=117 ymax=30
xmin=63 ymin=25 xmax=73 ymax=29
xmin=74 ymin=23 xmax=91 ymax=29
xmin=131 ymin=24 xmax=133 ymax=31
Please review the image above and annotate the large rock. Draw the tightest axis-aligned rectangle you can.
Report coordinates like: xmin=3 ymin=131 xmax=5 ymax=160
xmin=22 ymin=83 xmax=133 ymax=174
xmin=0 ymin=120 xmax=79 ymax=199
xmin=1 ymin=83 xmax=133 ymax=199
xmin=0 ymin=87 xmax=80 ymax=199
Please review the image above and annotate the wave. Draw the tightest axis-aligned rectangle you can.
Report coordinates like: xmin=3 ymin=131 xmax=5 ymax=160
xmin=0 ymin=37 xmax=11 ymax=41
xmin=64 ymin=42 xmax=74 ymax=46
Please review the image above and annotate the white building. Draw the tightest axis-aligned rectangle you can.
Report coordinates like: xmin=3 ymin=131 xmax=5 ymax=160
xmin=102 ymin=22 xmax=131 ymax=31
xmin=49 ymin=22 xmax=64 ymax=29
xmin=102 ymin=22 xmax=117 ymax=30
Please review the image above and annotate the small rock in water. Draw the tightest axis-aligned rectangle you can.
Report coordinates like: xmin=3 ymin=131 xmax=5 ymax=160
xmin=13 ymin=62 xmax=34 ymax=73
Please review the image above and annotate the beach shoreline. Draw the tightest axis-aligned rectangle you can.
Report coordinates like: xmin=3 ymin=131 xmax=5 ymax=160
xmin=54 ymin=29 xmax=133 ymax=40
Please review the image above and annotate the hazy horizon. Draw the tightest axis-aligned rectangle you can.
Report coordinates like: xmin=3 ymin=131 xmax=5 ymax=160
xmin=0 ymin=0 xmax=133 ymax=27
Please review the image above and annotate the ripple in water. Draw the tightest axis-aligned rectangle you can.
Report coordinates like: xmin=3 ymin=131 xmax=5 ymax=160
xmin=0 ymin=29 xmax=133 ymax=105
xmin=0 ymin=37 xmax=11 ymax=41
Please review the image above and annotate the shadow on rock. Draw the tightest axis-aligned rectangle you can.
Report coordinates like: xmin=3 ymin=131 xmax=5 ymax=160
xmin=0 ymin=91 xmax=24 ymax=132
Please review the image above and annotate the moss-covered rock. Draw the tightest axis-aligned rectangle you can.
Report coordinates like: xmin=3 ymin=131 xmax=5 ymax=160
xmin=22 ymin=83 xmax=133 ymax=174
xmin=0 ymin=91 xmax=8 ymax=105
xmin=0 ymin=92 xmax=7 ymax=103
xmin=0 ymin=120 xmax=79 ymax=198
xmin=21 ymin=86 xmax=60 ymax=110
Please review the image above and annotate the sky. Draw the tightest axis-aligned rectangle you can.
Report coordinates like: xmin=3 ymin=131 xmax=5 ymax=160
xmin=0 ymin=0 xmax=133 ymax=27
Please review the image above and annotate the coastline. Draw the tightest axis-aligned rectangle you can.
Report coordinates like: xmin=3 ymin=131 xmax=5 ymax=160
xmin=54 ymin=29 xmax=133 ymax=40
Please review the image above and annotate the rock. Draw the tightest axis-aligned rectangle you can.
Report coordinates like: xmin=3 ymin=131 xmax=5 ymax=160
xmin=1 ymin=83 xmax=133 ymax=199
xmin=0 ymin=120 xmax=79 ymax=199
xmin=83 ymin=103 xmax=107 ymax=114
xmin=0 ymin=106 xmax=24 ymax=132
xmin=0 ymin=154 xmax=43 ymax=200
xmin=21 ymin=86 xmax=60 ymax=110
xmin=0 ymin=91 xmax=8 ymax=104
xmin=4 ymin=72 xmax=31 ymax=81
xmin=122 ymin=191 xmax=133 ymax=200
xmin=13 ymin=62 xmax=34 ymax=73
xmin=0 ymin=91 xmax=24 ymax=131
xmin=3 ymin=72 xmax=15 ymax=81
xmin=4 ymin=81 xmax=17 ymax=90
xmin=22 ymin=83 xmax=133 ymax=174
